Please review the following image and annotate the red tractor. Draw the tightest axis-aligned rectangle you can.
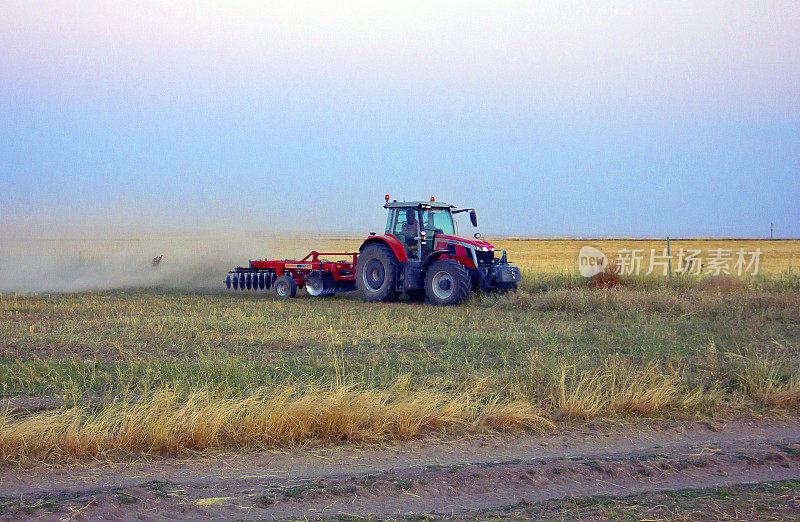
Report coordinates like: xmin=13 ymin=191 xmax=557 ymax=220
xmin=225 ymin=196 xmax=521 ymax=305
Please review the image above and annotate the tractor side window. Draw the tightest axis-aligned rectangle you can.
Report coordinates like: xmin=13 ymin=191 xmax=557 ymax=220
xmin=392 ymin=208 xmax=421 ymax=257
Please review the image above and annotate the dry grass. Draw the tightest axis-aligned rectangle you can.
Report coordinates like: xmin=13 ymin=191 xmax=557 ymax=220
xmin=494 ymin=238 xmax=800 ymax=275
xmin=553 ymin=357 xmax=680 ymax=419
xmin=731 ymin=351 xmax=800 ymax=408
xmin=555 ymin=369 xmax=607 ymax=419
xmin=0 ymin=383 xmax=556 ymax=464
xmin=0 ymin=360 xmax=683 ymax=463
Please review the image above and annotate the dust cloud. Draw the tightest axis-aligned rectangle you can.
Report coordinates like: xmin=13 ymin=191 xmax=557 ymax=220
xmin=0 ymin=227 xmax=360 ymax=294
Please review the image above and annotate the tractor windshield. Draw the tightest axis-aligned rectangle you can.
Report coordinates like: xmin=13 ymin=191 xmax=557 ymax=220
xmin=421 ymin=209 xmax=455 ymax=236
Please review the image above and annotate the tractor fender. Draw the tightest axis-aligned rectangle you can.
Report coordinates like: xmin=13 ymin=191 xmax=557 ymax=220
xmin=421 ymin=251 xmax=476 ymax=271
xmin=359 ymin=235 xmax=408 ymax=263
xmin=420 ymin=250 xmax=450 ymax=271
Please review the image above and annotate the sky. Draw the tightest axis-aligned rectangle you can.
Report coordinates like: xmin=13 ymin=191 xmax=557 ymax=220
xmin=1 ymin=1 xmax=799 ymax=237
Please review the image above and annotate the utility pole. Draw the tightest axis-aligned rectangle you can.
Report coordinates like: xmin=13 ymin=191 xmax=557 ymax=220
xmin=667 ymin=237 xmax=672 ymax=284
xmin=771 ymin=223 xmax=774 ymax=240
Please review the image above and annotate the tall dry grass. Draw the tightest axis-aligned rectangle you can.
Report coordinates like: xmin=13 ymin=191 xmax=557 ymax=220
xmin=0 ymin=353 xmax=698 ymax=463
xmin=552 ymin=356 xmax=680 ymax=419
xmin=727 ymin=349 xmax=800 ymax=409
xmin=494 ymin=238 xmax=800 ymax=276
xmin=0 ymin=382 xmax=554 ymax=464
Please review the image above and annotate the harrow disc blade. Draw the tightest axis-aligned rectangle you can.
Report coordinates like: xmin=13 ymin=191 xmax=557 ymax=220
xmin=238 ymin=273 xmax=245 ymax=290
xmin=224 ymin=274 xmax=231 ymax=289
xmin=232 ymin=274 xmax=239 ymax=290
xmin=245 ymin=273 xmax=252 ymax=290
xmin=306 ymin=274 xmax=324 ymax=296
xmin=258 ymin=273 xmax=265 ymax=290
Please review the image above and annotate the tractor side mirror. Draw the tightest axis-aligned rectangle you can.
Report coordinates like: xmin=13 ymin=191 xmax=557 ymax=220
xmin=469 ymin=210 xmax=478 ymax=227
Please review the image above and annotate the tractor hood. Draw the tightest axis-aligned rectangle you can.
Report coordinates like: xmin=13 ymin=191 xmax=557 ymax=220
xmin=434 ymin=234 xmax=495 ymax=251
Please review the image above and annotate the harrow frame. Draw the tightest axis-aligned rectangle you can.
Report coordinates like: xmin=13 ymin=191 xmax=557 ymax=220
xmin=224 ymin=251 xmax=358 ymax=297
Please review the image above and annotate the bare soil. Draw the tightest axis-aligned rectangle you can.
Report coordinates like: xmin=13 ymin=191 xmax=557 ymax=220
xmin=1 ymin=417 xmax=799 ymax=520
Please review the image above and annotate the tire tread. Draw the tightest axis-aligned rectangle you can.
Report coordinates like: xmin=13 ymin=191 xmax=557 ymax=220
xmin=424 ymin=259 xmax=470 ymax=305
xmin=356 ymin=244 xmax=399 ymax=302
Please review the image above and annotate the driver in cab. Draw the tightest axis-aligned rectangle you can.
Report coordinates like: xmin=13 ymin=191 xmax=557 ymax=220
xmin=401 ymin=209 xmax=420 ymax=254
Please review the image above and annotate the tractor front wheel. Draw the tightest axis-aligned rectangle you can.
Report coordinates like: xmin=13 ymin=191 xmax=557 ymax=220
xmin=273 ymin=275 xmax=297 ymax=299
xmin=356 ymin=244 xmax=399 ymax=302
xmin=424 ymin=259 xmax=470 ymax=306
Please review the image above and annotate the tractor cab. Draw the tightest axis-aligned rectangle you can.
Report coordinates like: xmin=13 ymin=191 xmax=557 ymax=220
xmin=384 ymin=199 xmax=477 ymax=260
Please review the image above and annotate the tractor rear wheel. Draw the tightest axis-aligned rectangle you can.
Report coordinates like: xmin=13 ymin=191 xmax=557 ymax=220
xmin=424 ymin=259 xmax=470 ymax=306
xmin=273 ymin=275 xmax=297 ymax=299
xmin=356 ymin=244 xmax=399 ymax=302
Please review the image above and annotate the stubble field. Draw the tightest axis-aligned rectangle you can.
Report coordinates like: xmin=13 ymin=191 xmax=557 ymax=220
xmin=1 ymin=237 xmax=798 ymax=464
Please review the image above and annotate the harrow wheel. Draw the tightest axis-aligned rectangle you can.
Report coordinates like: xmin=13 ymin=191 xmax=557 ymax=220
xmin=272 ymin=275 xmax=297 ymax=299
xmin=424 ymin=259 xmax=470 ymax=306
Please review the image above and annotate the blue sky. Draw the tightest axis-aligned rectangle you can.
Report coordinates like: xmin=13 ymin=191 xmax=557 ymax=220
xmin=1 ymin=1 xmax=798 ymax=237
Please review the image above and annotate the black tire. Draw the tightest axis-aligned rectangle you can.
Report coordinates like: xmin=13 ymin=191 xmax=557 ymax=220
xmin=424 ymin=259 xmax=470 ymax=306
xmin=273 ymin=275 xmax=297 ymax=299
xmin=356 ymin=244 xmax=399 ymax=302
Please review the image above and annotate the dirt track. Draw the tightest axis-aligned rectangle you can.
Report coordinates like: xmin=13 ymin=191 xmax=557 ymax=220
xmin=1 ymin=418 xmax=799 ymax=520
